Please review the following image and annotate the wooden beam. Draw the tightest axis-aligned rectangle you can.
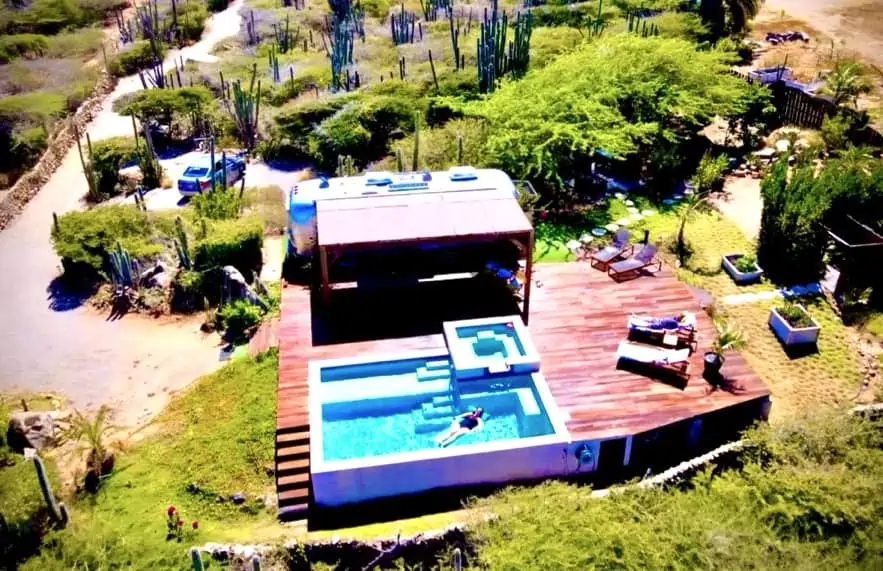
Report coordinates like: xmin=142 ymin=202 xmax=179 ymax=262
xmin=522 ymin=229 xmax=534 ymax=324
xmin=319 ymin=246 xmax=331 ymax=305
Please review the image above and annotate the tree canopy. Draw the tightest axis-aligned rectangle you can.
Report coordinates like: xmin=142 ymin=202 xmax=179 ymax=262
xmin=479 ymin=35 xmax=747 ymax=189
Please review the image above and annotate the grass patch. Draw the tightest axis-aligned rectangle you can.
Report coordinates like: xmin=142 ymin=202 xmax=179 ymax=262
xmin=21 ymin=350 xmax=283 ymax=569
xmin=0 ymin=91 xmax=67 ymax=122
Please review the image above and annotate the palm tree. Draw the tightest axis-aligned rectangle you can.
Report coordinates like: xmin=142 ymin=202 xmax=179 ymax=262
xmin=822 ymin=61 xmax=872 ymax=107
xmin=699 ymin=0 xmax=762 ymax=39
xmin=676 ymin=152 xmax=729 ymax=265
xmin=63 ymin=405 xmax=116 ymax=490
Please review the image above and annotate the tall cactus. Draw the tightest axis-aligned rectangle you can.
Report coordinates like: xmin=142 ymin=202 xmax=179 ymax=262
xmin=222 ymin=64 xmax=261 ymax=149
xmin=269 ymin=45 xmax=281 ymax=83
xmin=251 ymin=555 xmax=262 ymax=571
xmin=456 ymin=135 xmax=463 ymax=164
xmin=419 ymin=0 xmax=450 ymax=21
xmin=246 ymin=9 xmax=258 ymax=45
xmin=175 ymin=216 xmax=193 ymax=270
xmin=587 ymin=0 xmax=605 ymax=37
xmin=508 ymin=10 xmax=532 ymax=79
xmin=447 ymin=4 xmax=461 ymax=70
xmin=326 ymin=16 xmax=355 ymax=91
xmin=453 ymin=548 xmax=462 ymax=571
xmin=190 ymin=547 xmax=205 ymax=571
xmin=31 ymin=453 xmax=69 ymax=528
xmin=411 ymin=112 xmax=421 ymax=171
xmin=273 ymin=15 xmax=295 ymax=53
xmin=390 ymin=3 xmax=417 ymax=45
xmin=476 ymin=0 xmax=532 ymax=92
xmin=74 ymin=123 xmax=100 ymax=201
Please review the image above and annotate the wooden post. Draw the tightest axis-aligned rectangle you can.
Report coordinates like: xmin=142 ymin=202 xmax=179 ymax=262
xmin=319 ymin=246 xmax=331 ymax=305
xmin=522 ymin=230 xmax=534 ymax=325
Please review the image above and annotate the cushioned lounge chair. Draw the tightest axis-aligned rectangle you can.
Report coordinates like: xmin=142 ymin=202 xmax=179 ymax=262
xmin=607 ymin=243 xmax=661 ymax=281
xmin=590 ymin=228 xmax=632 ymax=270
xmin=628 ymin=313 xmax=698 ymax=351
xmin=616 ymin=341 xmax=690 ymax=377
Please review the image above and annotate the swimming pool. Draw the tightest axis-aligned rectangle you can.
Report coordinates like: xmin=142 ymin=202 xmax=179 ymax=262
xmin=443 ymin=315 xmax=541 ymax=379
xmin=310 ymin=345 xmax=571 ymax=507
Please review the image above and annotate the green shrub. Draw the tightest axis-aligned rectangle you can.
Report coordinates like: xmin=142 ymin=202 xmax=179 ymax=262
xmin=776 ymin=303 xmax=815 ymax=328
xmin=217 ymin=298 xmax=264 ymax=342
xmin=2 ymin=126 xmax=48 ymax=175
xmin=0 ymin=92 xmax=67 ymax=124
xmin=193 ymin=216 xmax=263 ymax=277
xmin=271 ymin=97 xmax=351 ymax=160
xmin=108 ymin=40 xmax=165 ymax=77
xmin=0 ymin=0 xmax=83 ymax=35
xmin=170 ymin=269 xmax=206 ymax=313
xmin=732 ymin=253 xmax=758 ymax=273
xmin=308 ymin=106 xmax=372 ymax=170
xmin=51 ymin=205 xmax=163 ymax=278
xmin=45 ymin=27 xmax=104 ymax=58
xmin=191 ymin=186 xmax=242 ymax=221
xmin=0 ymin=34 xmax=49 ymax=63
xmin=649 ymin=12 xmax=709 ymax=42
xmin=359 ymin=0 xmax=389 ymax=17
xmin=530 ymin=27 xmax=583 ymax=69
xmin=177 ymin=2 xmax=208 ymax=42
xmin=263 ymin=66 xmax=332 ymax=106
xmin=391 ymin=118 xmax=488 ymax=171
xmin=115 ymin=86 xmax=214 ymax=135
xmin=820 ymin=112 xmax=853 ymax=152
xmin=89 ymin=136 xmax=137 ymax=199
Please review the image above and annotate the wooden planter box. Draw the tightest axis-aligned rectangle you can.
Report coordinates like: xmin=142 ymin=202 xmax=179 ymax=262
xmin=768 ymin=306 xmax=820 ymax=346
xmin=722 ymin=254 xmax=764 ymax=285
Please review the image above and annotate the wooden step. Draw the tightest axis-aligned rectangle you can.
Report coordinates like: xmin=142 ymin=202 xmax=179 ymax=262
xmin=276 ymin=433 xmax=309 ymax=448
xmin=276 ymin=429 xmax=310 ymax=443
xmin=277 ymin=486 xmax=310 ymax=504
xmin=276 ymin=457 xmax=309 ymax=473
xmin=276 ymin=443 xmax=310 ymax=460
xmin=278 ymin=472 xmax=310 ymax=490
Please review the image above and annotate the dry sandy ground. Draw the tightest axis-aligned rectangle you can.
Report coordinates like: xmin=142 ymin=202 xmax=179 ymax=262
xmin=0 ymin=2 xmax=246 ymax=429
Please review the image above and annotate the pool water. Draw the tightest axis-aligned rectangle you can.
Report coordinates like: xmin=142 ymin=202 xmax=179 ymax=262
xmin=323 ymin=409 xmax=520 ymax=462
xmin=455 ymin=323 xmax=526 ymax=361
xmin=317 ymin=356 xmax=554 ymax=462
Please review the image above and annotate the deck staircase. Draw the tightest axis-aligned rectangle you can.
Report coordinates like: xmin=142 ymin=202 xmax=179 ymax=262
xmin=414 ymin=359 xmax=459 ymax=434
xmin=276 ymin=424 xmax=311 ymax=520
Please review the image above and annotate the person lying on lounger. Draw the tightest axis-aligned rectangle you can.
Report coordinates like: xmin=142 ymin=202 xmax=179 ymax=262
xmin=435 ymin=408 xmax=484 ymax=447
xmin=630 ymin=312 xmax=696 ymax=331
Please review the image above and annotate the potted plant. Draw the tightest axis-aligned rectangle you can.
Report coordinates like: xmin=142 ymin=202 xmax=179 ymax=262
xmin=721 ymin=253 xmax=764 ymax=284
xmin=769 ymin=302 xmax=820 ymax=346
xmin=704 ymin=321 xmax=746 ymax=376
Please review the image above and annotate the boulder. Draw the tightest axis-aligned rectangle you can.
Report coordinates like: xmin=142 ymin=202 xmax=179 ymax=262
xmin=7 ymin=412 xmax=56 ymax=452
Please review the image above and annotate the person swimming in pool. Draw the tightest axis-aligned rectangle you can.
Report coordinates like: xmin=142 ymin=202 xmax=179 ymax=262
xmin=435 ymin=408 xmax=485 ymax=447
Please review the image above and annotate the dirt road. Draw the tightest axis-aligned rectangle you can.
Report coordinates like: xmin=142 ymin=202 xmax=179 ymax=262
xmin=0 ymin=2 xmax=246 ymax=427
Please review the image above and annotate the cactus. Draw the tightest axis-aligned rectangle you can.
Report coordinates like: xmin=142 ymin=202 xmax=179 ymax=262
xmin=419 ymin=0 xmax=450 ymax=21
xmin=447 ymin=4 xmax=461 ymax=70
xmin=428 ymin=49 xmax=439 ymax=90
xmin=109 ymin=242 xmax=137 ymax=288
xmin=252 ymin=554 xmax=262 ymax=570
xmin=52 ymin=212 xmax=59 ymax=234
xmin=190 ymin=547 xmax=204 ymax=571
xmin=398 ymin=55 xmax=406 ymax=79
xmin=273 ymin=15 xmax=297 ymax=53
xmin=477 ymin=0 xmax=532 ymax=93
xmin=246 ymin=9 xmax=258 ymax=45
xmin=222 ymin=64 xmax=261 ymax=149
xmin=326 ymin=15 xmax=355 ymax=91
xmin=32 ymin=453 xmax=68 ymax=528
xmin=390 ymin=3 xmax=417 ymax=45
xmin=453 ymin=548 xmax=462 ymax=571
xmin=336 ymin=154 xmax=356 ymax=176
xmin=74 ymin=123 xmax=100 ymax=201
xmin=587 ymin=0 xmax=605 ymax=38
xmin=174 ymin=216 xmax=191 ymax=269
xmin=395 ymin=148 xmax=404 ymax=172
xmin=456 ymin=135 xmax=463 ymax=165
xmin=411 ymin=112 xmax=421 ymax=171
xmin=135 ymin=116 xmax=163 ymax=189
xmin=269 ymin=45 xmax=281 ymax=83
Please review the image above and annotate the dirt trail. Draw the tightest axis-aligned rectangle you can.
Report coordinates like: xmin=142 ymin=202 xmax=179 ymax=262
xmin=0 ymin=2 xmax=244 ymax=428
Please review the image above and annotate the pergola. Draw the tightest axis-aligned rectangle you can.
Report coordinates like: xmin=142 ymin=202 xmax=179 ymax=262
xmin=314 ymin=189 xmax=536 ymax=322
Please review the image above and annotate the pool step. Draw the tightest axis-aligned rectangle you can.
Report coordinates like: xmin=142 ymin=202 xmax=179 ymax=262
xmin=422 ymin=402 xmax=455 ymax=420
xmin=432 ymin=395 xmax=454 ymax=407
xmin=416 ymin=366 xmax=451 ymax=382
xmin=425 ymin=359 xmax=451 ymax=371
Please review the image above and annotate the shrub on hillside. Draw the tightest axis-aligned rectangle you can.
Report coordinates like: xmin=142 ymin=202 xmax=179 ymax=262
xmin=529 ymin=27 xmax=584 ymax=69
xmin=217 ymin=298 xmax=263 ymax=342
xmin=193 ymin=216 xmax=263 ymax=278
xmin=52 ymin=205 xmax=163 ymax=279
xmin=391 ymin=118 xmax=488 ymax=171
xmin=263 ymin=66 xmax=332 ymax=106
xmin=191 ymin=186 xmax=242 ymax=221
xmin=0 ymin=91 xmax=67 ymax=125
xmin=170 ymin=269 xmax=206 ymax=313
xmin=45 ymin=27 xmax=104 ymax=58
xmin=115 ymin=86 xmax=214 ymax=137
xmin=108 ymin=40 xmax=166 ymax=77
xmin=0 ymin=34 xmax=49 ymax=63
xmin=269 ymin=97 xmax=352 ymax=160
xmin=0 ymin=0 xmax=83 ymax=35
xmin=0 ymin=125 xmax=48 ymax=176
xmin=88 ymin=136 xmax=137 ymax=199
xmin=178 ymin=2 xmax=208 ymax=42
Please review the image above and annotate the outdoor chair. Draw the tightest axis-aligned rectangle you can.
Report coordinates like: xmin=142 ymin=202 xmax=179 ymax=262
xmin=627 ymin=312 xmax=698 ymax=352
xmin=607 ymin=243 xmax=662 ymax=282
xmin=616 ymin=341 xmax=691 ymax=378
xmin=590 ymin=228 xmax=632 ymax=270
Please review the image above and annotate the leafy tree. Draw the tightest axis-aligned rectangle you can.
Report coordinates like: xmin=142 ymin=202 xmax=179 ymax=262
xmin=677 ymin=152 xmax=729 ymax=264
xmin=727 ymin=81 xmax=776 ymax=149
xmin=480 ymin=35 xmax=745 ymax=196
xmin=822 ymin=61 xmax=872 ymax=108
xmin=114 ymin=87 xmax=213 ymax=137
xmin=698 ymin=0 xmax=761 ymax=39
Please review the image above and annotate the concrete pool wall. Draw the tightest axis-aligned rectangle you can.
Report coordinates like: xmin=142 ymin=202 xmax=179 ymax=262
xmin=309 ymin=348 xmax=574 ymax=507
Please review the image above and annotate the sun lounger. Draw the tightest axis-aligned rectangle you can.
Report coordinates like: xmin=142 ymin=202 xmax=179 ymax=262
xmin=616 ymin=341 xmax=690 ymax=377
xmin=607 ymin=243 xmax=661 ymax=281
xmin=590 ymin=228 xmax=632 ymax=270
xmin=628 ymin=313 xmax=698 ymax=351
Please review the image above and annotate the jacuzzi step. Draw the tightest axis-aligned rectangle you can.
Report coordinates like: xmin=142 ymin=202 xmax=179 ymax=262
xmin=432 ymin=395 xmax=454 ymax=407
xmin=416 ymin=366 xmax=451 ymax=382
xmin=425 ymin=359 xmax=451 ymax=371
xmin=415 ymin=419 xmax=450 ymax=434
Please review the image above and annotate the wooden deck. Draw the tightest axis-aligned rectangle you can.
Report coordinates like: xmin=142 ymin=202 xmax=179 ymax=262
xmin=275 ymin=262 xmax=770 ymax=517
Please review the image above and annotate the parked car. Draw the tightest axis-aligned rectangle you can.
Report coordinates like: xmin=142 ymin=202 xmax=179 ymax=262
xmin=177 ymin=154 xmax=246 ymax=196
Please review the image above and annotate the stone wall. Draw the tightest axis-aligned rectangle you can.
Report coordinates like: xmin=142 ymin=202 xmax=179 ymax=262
xmin=0 ymin=72 xmax=118 ymax=232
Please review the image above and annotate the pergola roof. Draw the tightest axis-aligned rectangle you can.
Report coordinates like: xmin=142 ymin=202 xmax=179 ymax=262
xmin=316 ymin=189 xmax=533 ymax=250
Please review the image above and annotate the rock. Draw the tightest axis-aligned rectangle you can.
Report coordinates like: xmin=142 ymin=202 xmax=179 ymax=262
xmin=232 ymin=493 xmax=246 ymax=504
xmin=7 ymin=412 xmax=56 ymax=452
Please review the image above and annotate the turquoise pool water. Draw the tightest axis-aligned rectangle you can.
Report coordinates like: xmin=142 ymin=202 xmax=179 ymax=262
xmin=454 ymin=322 xmax=526 ymax=361
xmin=318 ymin=356 xmax=554 ymax=462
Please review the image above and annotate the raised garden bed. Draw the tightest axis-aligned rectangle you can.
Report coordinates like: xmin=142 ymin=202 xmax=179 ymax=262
xmin=722 ymin=253 xmax=764 ymax=285
xmin=769 ymin=304 xmax=820 ymax=346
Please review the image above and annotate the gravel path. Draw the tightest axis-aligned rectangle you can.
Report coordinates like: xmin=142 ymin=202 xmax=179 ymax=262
xmin=0 ymin=2 xmax=249 ymax=427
